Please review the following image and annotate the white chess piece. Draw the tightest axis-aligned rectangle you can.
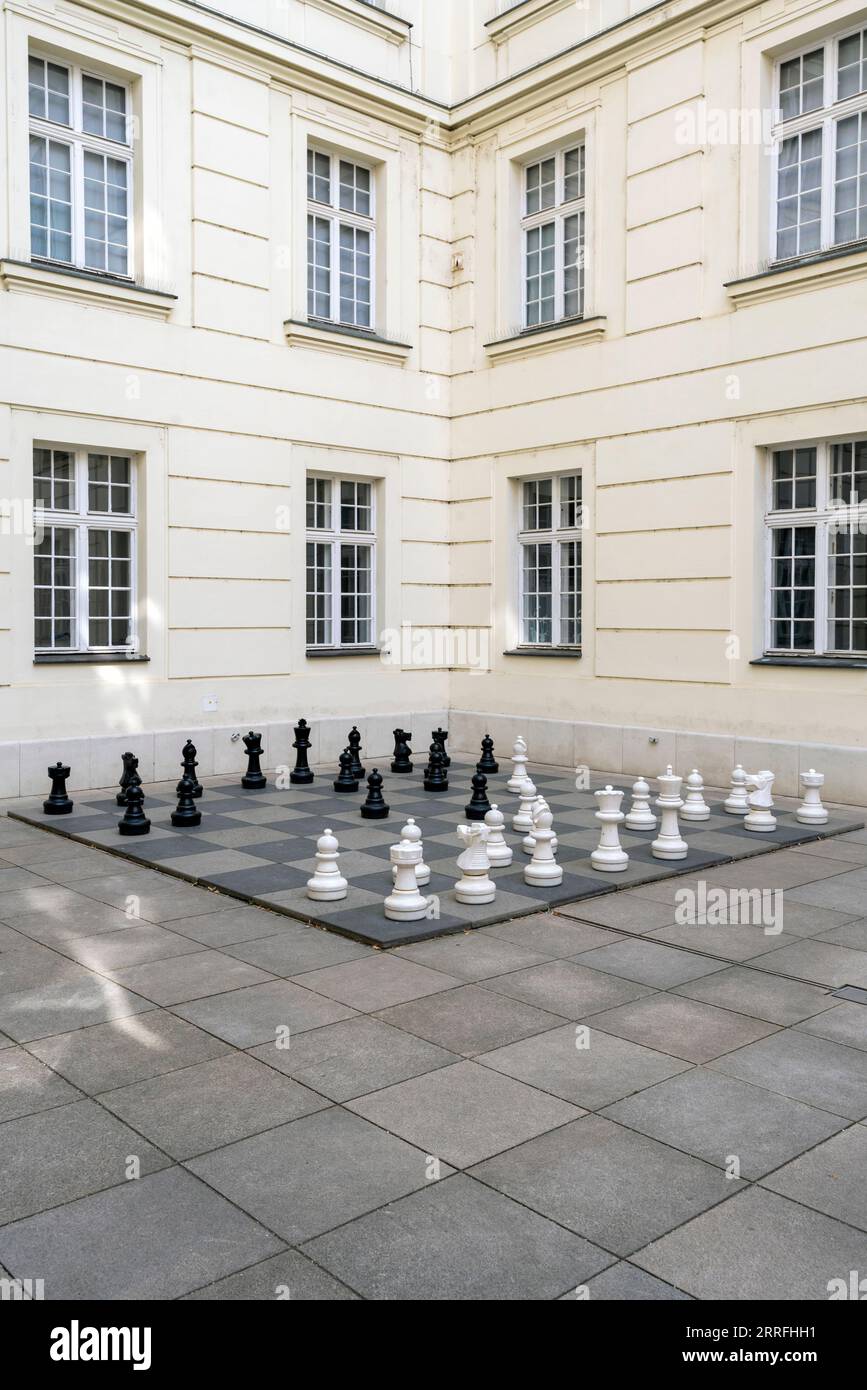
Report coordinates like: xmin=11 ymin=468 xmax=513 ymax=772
xmin=507 ymin=735 xmax=531 ymax=795
xmin=484 ymin=805 xmax=513 ymax=866
xmin=523 ymin=796 xmax=558 ymax=854
xmin=724 ymin=765 xmax=750 ymax=815
xmin=306 ymin=828 xmax=348 ymax=901
xmin=524 ymin=808 xmax=562 ymax=886
xmin=797 ymin=769 xmax=828 ymax=825
xmin=391 ymin=817 xmax=430 ymax=885
xmin=454 ymin=824 xmax=496 ymax=904
xmin=591 ymin=786 xmax=629 ymax=872
xmin=624 ymin=776 xmax=657 ymax=831
xmin=744 ymin=770 xmax=776 ymax=832
xmin=681 ymin=769 xmax=711 ymax=822
xmin=651 ymin=767 xmax=688 ymax=860
xmin=384 ymin=837 xmax=431 ymax=921
xmin=512 ymin=778 xmax=538 ymax=834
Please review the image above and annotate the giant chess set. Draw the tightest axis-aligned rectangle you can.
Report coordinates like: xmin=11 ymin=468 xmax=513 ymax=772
xmin=14 ymin=723 xmax=864 ymax=946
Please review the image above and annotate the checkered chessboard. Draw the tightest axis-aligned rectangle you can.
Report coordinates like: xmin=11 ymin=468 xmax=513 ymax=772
xmin=12 ymin=756 xmax=864 ymax=946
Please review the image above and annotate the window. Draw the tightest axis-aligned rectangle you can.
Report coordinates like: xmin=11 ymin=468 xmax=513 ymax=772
xmin=521 ymin=144 xmax=585 ymax=327
xmin=306 ymin=475 xmax=375 ymax=648
xmin=28 ymin=53 xmax=132 ymax=276
xmin=765 ymin=441 xmax=867 ymax=656
xmin=307 ymin=147 xmax=374 ymax=329
xmin=517 ymin=474 xmax=582 ymax=646
xmin=33 ymin=445 xmax=137 ymax=653
xmin=773 ymin=29 xmax=867 ymax=261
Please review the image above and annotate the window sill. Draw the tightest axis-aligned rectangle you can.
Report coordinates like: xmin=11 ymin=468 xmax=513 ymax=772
xmin=308 ymin=0 xmax=411 ymax=43
xmin=485 ymin=316 xmax=606 ymax=364
xmin=751 ymin=655 xmax=867 ymax=670
xmin=725 ymin=243 xmax=867 ymax=309
xmin=34 ymin=652 xmax=151 ymax=665
xmin=285 ymin=319 xmax=412 ymax=366
xmin=485 ymin=0 xmax=574 ymax=44
xmin=504 ymin=647 xmax=582 ymax=659
xmin=306 ymin=646 xmax=381 ymax=659
xmin=0 ymin=260 xmax=176 ymax=320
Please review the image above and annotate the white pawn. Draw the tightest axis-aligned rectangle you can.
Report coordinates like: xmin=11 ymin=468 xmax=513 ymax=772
xmin=484 ymin=805 xmax=513 ymax=867
xmin=681 ymin=769 xmax=710 ymax=822
xmin=523 ymin=797 xmax=558 ymax=854
xmin=454 ymin=824 xmax=496 ymax=904
xmin=591 ymin=786 xmax=629 ymax=872
xmin=513 ymin=778 xmax=538 ymax=834
xmin=724 ymin=765 xmax=750 ymax=815
xmin=624 ymin=776 xmax=657 ymax=831
xmin=507 ymin=735 xmax=531 ymax=795
xmin=797 ymin=769 xmax=828 ymax=826
xmin=385 ymin=838 xmax=431 ymax=921
xmin=744 ymin=770 xmax=776 ymax=832
xmin=651 ymin=767 xmax=688 ymax=860
xmin=391 ymin=817 xmax=430 ymax=885
xmin=306 ymin=828 xmax=348 ymax=901
xmin=524 ymin=808 xmax=562 ymax=886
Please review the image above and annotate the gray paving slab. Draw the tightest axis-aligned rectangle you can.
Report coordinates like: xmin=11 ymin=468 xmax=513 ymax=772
xmin=588 ymin=994 xmax=780 ymax=1063
xmin=222 ymin=928 xmax=372 ymax=976
xmin=183 ymin=1249 xmax=359 ymax=1300
xmin=556 ymin=895 xmax=678 ymax=933
xmin=289 ymin=955 xmax=459 ymax=1011
xmin=158 ymin=905 xmax=295 ymax=948
xmin=575 ymin=1261 xmax=692 ymax=1300
xmin=108 ymin=951 xmax=275 ymax=1005
xmin=0 ymin=1046 xmax=80 ymax=1122
xmin=305 ymin=1173 xmax=612 ymax=1300
xmin=817 ymin=918 xmax=867 ymax=950
xmin=249 ymin=1015 xmax=457 ymax=1101
xmin=470 ymin=1113 xmax=740 ymax=1257
xmin=186 ymin=1106 xmax=454 ymax=1243
xmin=0 ymin=974 xmax=154 ymax=1043
xmin=3 ymin=897 xmax=142 ymax=946
xmin=482 ymin=960 xmax=655 ymax=1019
xmin=786 ymin=868 xmax=867 ymax=916
xmin=632 ymin=1185 xmax=867 ymax=1300
xmin=752 ymin=938 xmax=867 ymax=989
xmin=705 ymin=851 xmax=854 ymax=890
xmin=795 ymin=1002 xmax=867 ymax=1051
xmin=0 ymin=943 xmax=93 ymax=996
xmin=672 ymin=965 xmax=838 ymax=1026
xmin=709 ymin=1029 xmax=867 ymax=1119
xmin=27 ymin=1009 xmax=232 ymax=1093
xmin=602 ymin=1066 xmax=846 ymax=1178
xmin=393 ymin=931 xmax=550 ymax=980
xmin=760 ymin=1124 xmax=867 ymax=1232
xmin=375 ymin=983 xmax=566 ymax=1056
xmin=0 ymin=1167 xmax=283 ymax=1299
xmin=486 ymin=914 xmax=621 ymax=957
xmin=575 ymin=939 xmax=726 ymax=988
xmin=56 ymin=923 xmax=205 ymax=973
xmin=646 ymin=922 xmax=797 ymax=962
xmin=171 ymin=979 xmax=357 ymax=1047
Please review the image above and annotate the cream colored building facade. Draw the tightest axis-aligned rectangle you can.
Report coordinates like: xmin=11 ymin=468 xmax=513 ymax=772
xmin=1 ymin=0 xmax=866 ymax=802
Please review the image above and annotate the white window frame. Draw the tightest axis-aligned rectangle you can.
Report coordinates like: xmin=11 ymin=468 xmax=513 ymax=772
xmin=771 ymin=27 xmax=867 ymax=264
xmin=28 ymin=49 xmax=134 ymax=278
xmin=516 ymin=473 xmax=583 ymax=648
xmin=764 ymin=440 xmax=867 ymax=658
xmin=33 ymin=444 xmax=139 ymax=655
xmin=305 ymin=473 xmax=377 ymax=650
xmin=520 ymin=143 xmax=586 ymax=329
xmin=306 ymin=146 xmax=376 ymax=331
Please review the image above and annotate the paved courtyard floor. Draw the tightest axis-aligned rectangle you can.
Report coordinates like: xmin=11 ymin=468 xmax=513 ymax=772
xmin=1 ymin=775 xmax=867 ymax=1301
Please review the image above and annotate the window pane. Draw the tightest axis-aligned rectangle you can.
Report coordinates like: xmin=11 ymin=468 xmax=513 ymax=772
xmin=525 ymin=222 xmax=556 ymax=326
xmin=770 ymin=525 xmax=815 ymax=651
xmin=29 ymin=136 xmax=72 ymax=262
xmin=306 ymin=540 xmax=332 ymax=645
xmin=564 ymin=145 xmax=585 ymax=202
xmin=338 ymin=160 xmax=372 ymax=217
xmin=779 ymin=48 xmax=824 ymax=120
xmin=560 ymin=474 xmax=582 ymax=530
xmin=307 ymin=215 xmax=332 ymax=319
xmin=838 ymin=30 xmax=867 ymax=100
xmin=834 ymin=112 xmax=867 ymax=246
xmin=563 ymin=210 xmax=584 ymax=319
xmin=336 ymin=223 xmax=372 ymax=328
xmin=82 ymin=74 xmax=128 ymax=143
xmin=33 ymin=446 xmax=74 ymax=510
xmin=81 ymin=153 xmax=129 ymax=274
xmin=772 ymin=447 xmax=815 ymax=509
xmin=33 ymin=525 xmax=77 ymax=649
xmin=776 ymin=131 xmax=823 ymax=260
xmin=28 ymin=56 xmax=70 ymax=125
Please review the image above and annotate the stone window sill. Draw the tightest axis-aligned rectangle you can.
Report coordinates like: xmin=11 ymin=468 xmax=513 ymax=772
xmin=310 ymin=0 xmax=412 ymax=43
xmin=503 ymin=647 xmax=582 ymax=659
xmin=485 ymin=0 xmax=574 ymax=44
xmin=285 ymin=318 xmax=412 ymax=366
xmin=725 ymin=243 xmax=867 ymax=309
xmin=485 ymin=316 xmax=606 ymax=363
xmin=306 ymin=646 xmax=381 ymax=659
xmin=34 ymin=653 xmax=151 ymax=665
xmin=0 ymin=260 xmax=177 ymax=320
xmin=751 ymin=655 xmax=867 ymax=670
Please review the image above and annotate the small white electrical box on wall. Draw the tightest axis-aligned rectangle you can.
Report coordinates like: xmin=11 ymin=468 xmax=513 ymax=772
xmin=203 ymin=695 xmax=218 ymax=712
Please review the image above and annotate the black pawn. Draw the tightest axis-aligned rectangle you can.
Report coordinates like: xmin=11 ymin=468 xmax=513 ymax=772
xmin=334 ymin=748 xmax=359 ymax=794
xmin=116 ymin=751 xmax=138 ymax=807
xmin=360 ymin=769 xmax=389 ymax=820
xmin=172 ymin=773 xmax=202 ymax=828
xmin=182 ymin=739 xmax=203 ymax=799
xmin=119 ymin=780 xmax=150 ymax=836
xmin=465 ymin=771 xmax=491 ymax=822
xmin=347 ymin=726 xmax=366 ymax=781
xmin=477 ymin=734 xmax=499 ymax=775
xmin=290 ymin=718 xmax=314 ymax=785
xmin=391 ymin=728 xmax=413 ymax=774
xmin=241 ymin=731 xmax=266 ymax=790
xmin=44 ymin=762 xmax=73 ymax=815
xmin=424 ymin=746 xmax=449 ymax=793
xmin=432 ymin=727 xmax=450 ymax=768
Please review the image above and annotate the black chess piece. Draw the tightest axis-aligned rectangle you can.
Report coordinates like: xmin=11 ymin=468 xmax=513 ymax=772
xmin=347 ymin=726 xmax=366 ymax=781
xmin=119 ymin=780 xmax=150 ymax=836
xmin=241 ymin=731 xmax=266 ymax=790
xmin=290 ymin=718 xmax=314 ymax=785
xmin=424 ymin=746 xmax=449 ymax=793
xmin=432 ymin=726 xmax=450 ymax=768
xmin=44 ymin=762 xmax=73 ymax=815
xmin=391 ymin=728 xmax=413 ymax=774
xmin=116 ymin=751 xmax=138 ymax=807
xmin=477 ymin=734 xmax=499 ymax=775
xmin=333 ymin=748 xmax=359 ymax=794
xmin=465 ymin=770 xmax=491 ymax=822
xmin=171 ymin=773 xmax=202 ymax=828
xmin=182 ymin=739 xmax=203 ymax=799
xmin=360 ymin=768 xmax=389 ymax=820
